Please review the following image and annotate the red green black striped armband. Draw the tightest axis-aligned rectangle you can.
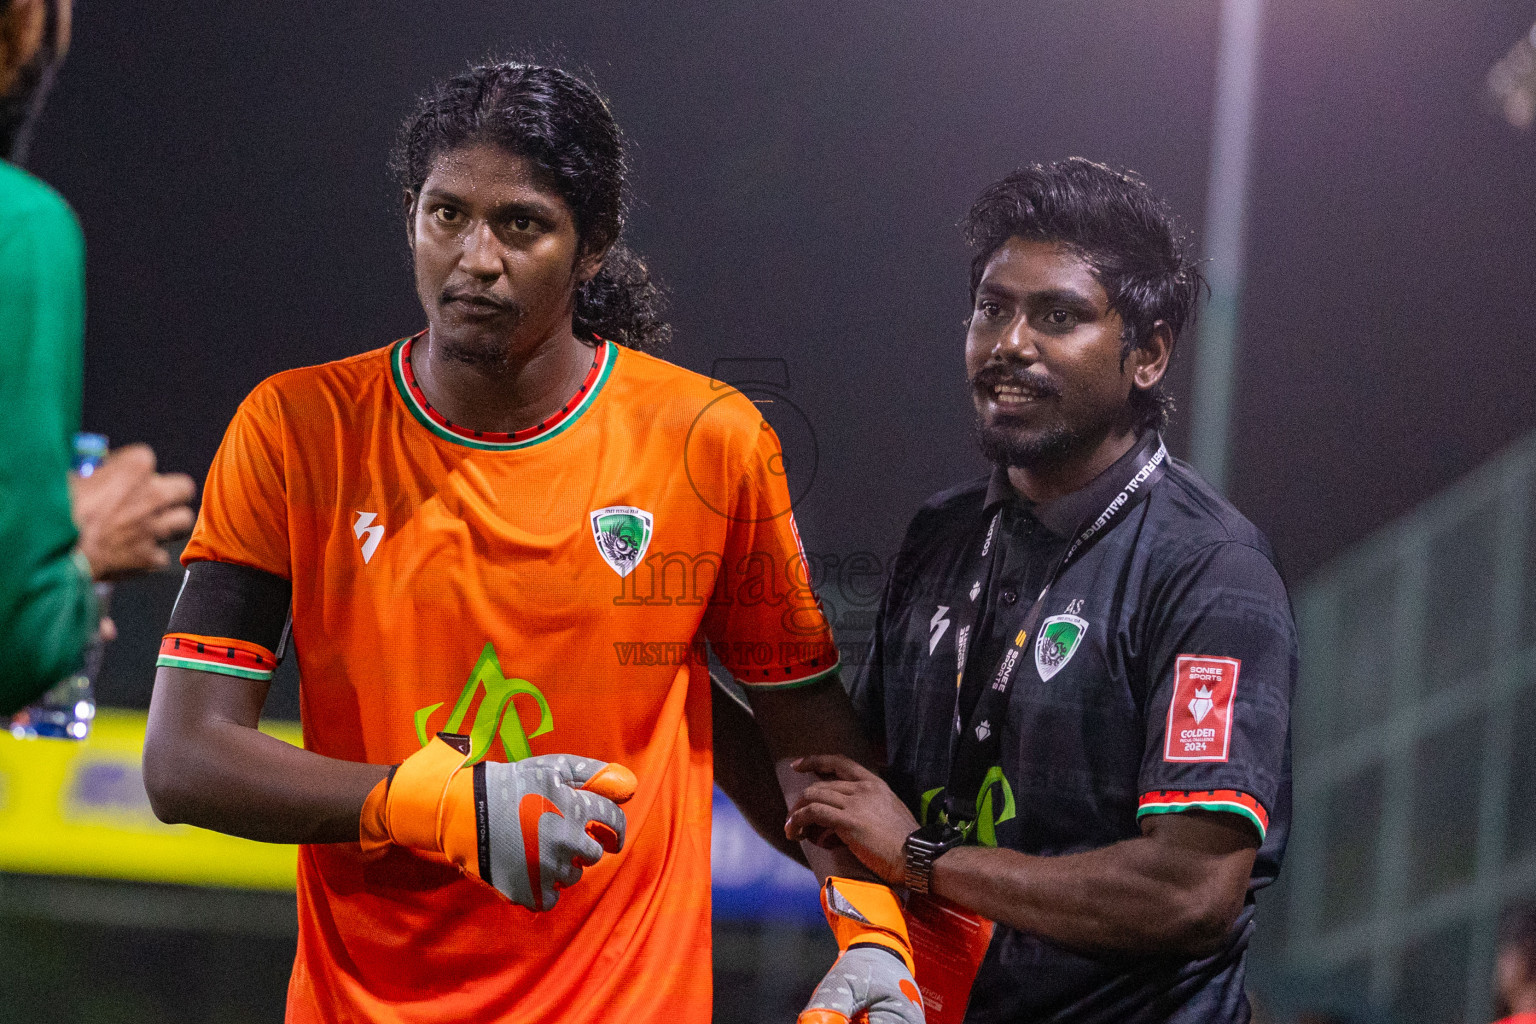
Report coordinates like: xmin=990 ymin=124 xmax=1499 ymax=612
xmin=1137 ymin=789 xmax=1269 ymax=841
xmin=157 ymin=560 xmax=292 ymax=680
xmin=157 ymin=634 xmax=279 ymax=681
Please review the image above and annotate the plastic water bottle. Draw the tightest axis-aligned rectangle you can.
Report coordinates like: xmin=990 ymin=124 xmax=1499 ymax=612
xmin=9 ymin=433 xmax=110 ymax=740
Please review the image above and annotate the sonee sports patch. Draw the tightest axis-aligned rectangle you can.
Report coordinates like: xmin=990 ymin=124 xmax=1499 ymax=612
xmin=1163 ymin=655 xmax=1241 ymax=762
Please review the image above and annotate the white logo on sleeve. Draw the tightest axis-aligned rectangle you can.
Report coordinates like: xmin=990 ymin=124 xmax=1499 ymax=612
xmin=1188 ymin=686 xmax=1215 ymax=724
xmin=929 ymin=605 xmax=951 ymax=654
xmin=354 ymin=512 xmax=383 ymax=564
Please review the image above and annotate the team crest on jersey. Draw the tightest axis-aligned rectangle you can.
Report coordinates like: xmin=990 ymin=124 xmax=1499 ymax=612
xmin=590 ymin=506 xmax=654 ymax=577
xmin=1035 ymin=613 xmax=1088 ymax=681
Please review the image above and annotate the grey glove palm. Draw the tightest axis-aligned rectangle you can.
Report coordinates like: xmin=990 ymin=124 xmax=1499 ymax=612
xmin=480 ymin=753 xmax=633 ymax=911
xmin=800 ymin=946 xmax=926 ymax=1024
xmin=364 ymin=735 xmax=636 ymax=913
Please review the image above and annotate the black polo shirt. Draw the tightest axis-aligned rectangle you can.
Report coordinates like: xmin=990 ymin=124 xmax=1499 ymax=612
xmin=849 ymin=436 xmax=1295 ymax=1024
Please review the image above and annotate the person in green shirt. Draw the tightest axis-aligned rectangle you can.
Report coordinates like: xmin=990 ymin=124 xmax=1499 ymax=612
xmin=1 ymin=0 xmax=196 ymax=714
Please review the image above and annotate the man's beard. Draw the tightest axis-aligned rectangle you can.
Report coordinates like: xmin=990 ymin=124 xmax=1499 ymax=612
xmin=973 ymin=417 xmax=1082 ymax=470
xmin=1 ymin=47 xmax=60 ymax=166
xmin=434 ymin=304 xmax=528 ymax=370
xmin=969 ymin=361 xmax=1081 ymax=470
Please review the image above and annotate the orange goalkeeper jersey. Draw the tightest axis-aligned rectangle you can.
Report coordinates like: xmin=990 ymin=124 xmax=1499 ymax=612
xmin=172 ymin=334 xmax=837 ymax=1023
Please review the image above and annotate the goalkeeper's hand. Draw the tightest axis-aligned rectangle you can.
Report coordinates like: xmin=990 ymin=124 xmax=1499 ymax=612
xmin=359 ymin=733 xmax=637 ymax=911
xmin=799 ymin=877 xmax=925 ymax=1024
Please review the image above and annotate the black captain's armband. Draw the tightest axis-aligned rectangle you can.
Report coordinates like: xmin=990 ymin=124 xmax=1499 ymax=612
xmin=156 ymin=561 xmax=292 ymax=681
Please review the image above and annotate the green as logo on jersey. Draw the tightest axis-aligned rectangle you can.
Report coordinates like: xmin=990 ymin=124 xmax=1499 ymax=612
xmin=1035 ymin=613 xmax=1087 ymax=681
xmin=415 ymin=643 xmax=552 ymax=763
xmin=590 ymin=506 xmax=654 ymax=577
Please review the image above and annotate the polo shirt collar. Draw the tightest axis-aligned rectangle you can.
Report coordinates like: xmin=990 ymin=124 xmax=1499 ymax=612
xmin=983 ymin=431 xmax=1162 ymax=539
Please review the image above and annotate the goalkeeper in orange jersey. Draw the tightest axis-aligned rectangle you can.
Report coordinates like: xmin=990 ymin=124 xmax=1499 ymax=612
xmin=142 ymin=61 xmax=921 ymax=1023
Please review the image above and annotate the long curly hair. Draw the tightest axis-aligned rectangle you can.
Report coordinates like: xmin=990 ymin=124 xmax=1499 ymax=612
xmin=392 ymin=62 xmax=670 ymax=351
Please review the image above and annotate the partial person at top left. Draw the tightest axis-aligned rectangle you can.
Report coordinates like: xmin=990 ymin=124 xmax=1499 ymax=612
xmin=0 ymin=0 xmax=197 ymax=713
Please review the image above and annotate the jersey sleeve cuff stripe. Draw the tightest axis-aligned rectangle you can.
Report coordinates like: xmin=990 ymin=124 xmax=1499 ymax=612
xmin=157 ymin=634 xmax=277 ymax=681
xmin=736 ymin=660 xmax=841 ymax=690
xmin=1136 ymin=789 xmax=1268 ymax=840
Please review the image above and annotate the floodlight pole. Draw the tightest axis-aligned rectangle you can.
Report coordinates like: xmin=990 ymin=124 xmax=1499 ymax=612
xmin=1190 ymin=0 xmax=1265 ymax=492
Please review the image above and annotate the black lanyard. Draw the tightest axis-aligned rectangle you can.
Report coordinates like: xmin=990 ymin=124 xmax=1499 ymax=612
xmin=942 ymin=434 xmax=1169 ymax=831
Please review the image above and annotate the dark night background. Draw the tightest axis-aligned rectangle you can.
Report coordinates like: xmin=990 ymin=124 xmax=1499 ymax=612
xmin=31 ymin=0 xmax=1536 ymax=596
xmin=23 ymin=0 xmax=1529 ymax=715
xmin=26 ymin=1 xmax=1536 ymax=713
xmin=7 ymin=1 xmax=1536 ymax=1019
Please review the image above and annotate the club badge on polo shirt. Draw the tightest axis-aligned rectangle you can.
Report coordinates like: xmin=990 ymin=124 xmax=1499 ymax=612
xmin=591 ymin=506 xmax=654 ymax=577
xmin=1035 ymin=612 xmax=1088 ymax=681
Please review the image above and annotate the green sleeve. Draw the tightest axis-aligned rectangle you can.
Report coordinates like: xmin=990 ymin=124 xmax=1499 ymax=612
xmin=0 ymin=163 xmax=97 ymax=715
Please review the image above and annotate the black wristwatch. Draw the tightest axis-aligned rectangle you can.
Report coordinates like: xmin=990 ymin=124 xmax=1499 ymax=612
xmin=903 ymin=821 xmax=965 ymax=895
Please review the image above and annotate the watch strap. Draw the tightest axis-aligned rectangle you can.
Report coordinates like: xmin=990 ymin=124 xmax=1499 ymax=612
xmin=904 ymin=822 xmax=963 ymax=895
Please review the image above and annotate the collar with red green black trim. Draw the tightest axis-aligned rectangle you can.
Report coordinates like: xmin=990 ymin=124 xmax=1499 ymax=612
xmin=391 ymin=331 xmax=615 ymax=451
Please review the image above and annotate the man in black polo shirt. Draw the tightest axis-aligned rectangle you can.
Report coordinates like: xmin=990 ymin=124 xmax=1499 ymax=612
xmin=787 ymin=159 xmax=1295 ymax=1023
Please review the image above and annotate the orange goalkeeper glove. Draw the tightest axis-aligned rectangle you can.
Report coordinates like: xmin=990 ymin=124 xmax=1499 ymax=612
xmin=799 ymin=877 xmax=925 ymax=1024
xmin=359 ymin=733 xmax=637 ymax=911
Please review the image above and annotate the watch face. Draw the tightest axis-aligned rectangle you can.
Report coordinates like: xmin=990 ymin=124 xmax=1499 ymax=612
xmin=912 ymin=821 xmax=963 ymax=852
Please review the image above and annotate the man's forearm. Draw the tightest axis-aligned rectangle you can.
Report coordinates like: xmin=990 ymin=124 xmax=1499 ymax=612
xmin=711 ymin=672 xmax=806 ymax=865
xmin=146 ymin=716 xmax=388 ymax=844
xmin=144 ymin=666 xmax=389 ymax=844
xmin=746 ymin=676 xmax=882 ymax=882
xmin=929 ymin=824 xmax=1253 ymax=955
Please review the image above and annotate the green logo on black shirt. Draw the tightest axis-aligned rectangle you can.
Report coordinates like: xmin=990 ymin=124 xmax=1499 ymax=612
xmin=919 ymin=768 xmax=1017 ymax=847
xmin=1035 ymin=613 xmax=1087 ymax=681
